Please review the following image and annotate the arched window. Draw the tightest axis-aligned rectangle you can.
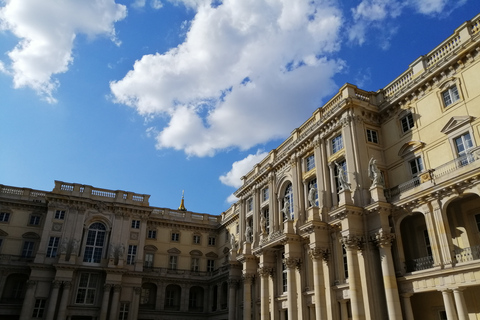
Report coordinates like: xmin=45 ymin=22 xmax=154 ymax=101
xmin=283 ymin=183 xmax=294 ymax=220
xmin=83 ymin=222 xmax=106 ymax=263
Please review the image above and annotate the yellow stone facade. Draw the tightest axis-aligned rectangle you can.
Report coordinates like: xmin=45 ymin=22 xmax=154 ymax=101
xmin=1 ymin=12 xmax=480 ymax=320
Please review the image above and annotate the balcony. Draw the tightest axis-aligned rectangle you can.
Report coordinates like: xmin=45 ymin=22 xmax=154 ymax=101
xmin=405 ymin=255 xmax=434 ymax=272
xmin=454 ymin=245 xmax=480 ymax=263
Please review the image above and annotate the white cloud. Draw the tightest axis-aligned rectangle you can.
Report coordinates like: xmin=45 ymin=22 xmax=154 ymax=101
xmin=111 ymin=0 xmax=343 ymax=157
xmin=409 ymin=0 xmax=447 ymax=15
xmin=0 ymin=0 xmax=127 ymax=103
xmin=151 ymin=0 xmax=164 ymax=10
xmin=132 ymin=0 xmax=147 ymax=9
xmin=226 ymin=193 xmax=238 ymax=204
xmin=219 ymin=150 xmax=269 ymax=188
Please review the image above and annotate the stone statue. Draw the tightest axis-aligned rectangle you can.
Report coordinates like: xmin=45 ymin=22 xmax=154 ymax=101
xmin=308 ymin=182 xmax=317 ymax=207
xmin=71 ymin=239 xmax=79 ymax=254
xmin=118 ymin=243 xmax=125 ymax=258
xmin=60 ymin=238 xmax=68 ymax=254
xmin=260 ymin=215 xmax=267 ymax=234
xmin=281 ymin=197 xmax=291 ymax=220
xmin=335 ymin=161 xmax=351 ymax=191
xmin=109 ymin=243 xmax=115 ymax=258
xmin=230 ymin=233 xmax=238 ymax=250
xmin=368 ymin=157 xmax=384 ymax=188
xmin=245 ymin=225 xmax=252 ymax=243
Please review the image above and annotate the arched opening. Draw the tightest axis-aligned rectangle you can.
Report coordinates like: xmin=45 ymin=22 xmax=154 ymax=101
xmin=400 ymin=212 xmax=433 ymax=272
xmin=83 ymin=222 xmax=107 ymax=263
xmin=220 ymin=282 xmax=228 ymax=309
xmin=164 ymin=284 xmax=181 ymax=311
xmin=188 ymin=286 xmax=204 ymax=312
xmin=1 ymin=273 xmax=28 ymax=303
xmin=140 ymin=282 xmax=157 ymax=309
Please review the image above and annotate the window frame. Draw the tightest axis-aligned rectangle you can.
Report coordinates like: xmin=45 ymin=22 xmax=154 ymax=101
xmin=305 ymin=154 xmax=315 ymax=171
xmin=147 ymin=229 xmax=157 ymax=239
xmin=191 ymin=257 xmax=200 ymax=272
xmin=28 ymin=214 xmax=41 ymax=226
xmin=144 ymin=252 xmax=154 ymax=268
xmin=207 ymin=259 xmax=215 ymax=272
xmin=193 ymin=234 xmax=201 ymax=244
xmin=169 ymin=255 xmax=178 ymax=270
xmin=75 ymin=273 xmax=100 ymax=305
xmin=400 ymin=113 xmax=415 ymax=133
xmin=409 ymin=156 xmax=424 ymax=178
xmin=331 ymin=134 xmax=343 ymax=154
xmin=131 ymin=220 xmax=140 ymax=229
xmin=208 ymin=236 xmax=216 ymax=246
xmin=46 ymin=236 xmax=60 ymax=258
xmin=54 ymin=210 xmax=65 ymax=220
xmin=32 ymin=298 xmax=47 ymax=318
xmin=127 ymin=245 xmax=137 ymax=265
xmin=0 ymin=212 xmax=11 ymax=223
xmin=171 ymin=232 xmax=180 ymax=242
xmin=22 ymin=240 xmax=36 ymax=258
xmin=442 ymin=85 xmax=460 ymax=107
xmin=366 ymin=129 xmax=379 ymax=144
xmin=262 ymin=187 xmax=269 ymax=202
xmin=83 ymin=222 xmax=106 ymax=263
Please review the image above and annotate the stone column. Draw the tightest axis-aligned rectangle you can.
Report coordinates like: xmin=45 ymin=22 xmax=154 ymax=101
xmin=341 ymin=235 xmax=365 ymax=320
xmin=45 ymin=280 xmax=62 ymax=320
xmin=441 ymin=289 xmax=458 ymax=320
xmin=284 ymin=257 xmax=301 ymax=320
xmin=216 ymin=283 xmax=222 ymax=311
xmin=374 ymin=231 xmax=403 ymax=320
xmin=401 ymin=293 xmax=414 ymax=320
xmin=129 ymin=287 xmax=141 ymax=320
xmin=258 ymin=267 xmax=272 ymax=320
xmin=243 ymin=274 xmax=254 ymax=320
xmin=339 ymin=299 xmax=349 ymax=320
xmin=309 ymin=248 xmax=328 ymax=320
xmin=228 ymin=278 xmax=238 ymax=320
xmin=156 ymin=281 xmax=165 ymax=311
xmin=19 ymin=280 xmax=37 ymax=320
xmin=421 ymin=203 xmax=442 ymax=266
xmin=99 ymin=284 xmax=112 ymax=320
xmin=453 ymin=288 xmax=468 ymax=320
xmin=109 ymin=285 xmax=121 ymax=320
xmin=431 ymin=199 xmax=453 ymax=265
xmin=57 ymin=281 xmax=71 ymax=320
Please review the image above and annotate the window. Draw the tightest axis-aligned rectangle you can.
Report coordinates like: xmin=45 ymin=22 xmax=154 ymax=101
xmin=208 ymin=236 xmax=216 ymax=246
xmin=193 ymin=234 xmax=201 ymax=244
xmin=0 ymin=212 xmax=10 ymax=222
xmin=282 ymin=252 xmax=287 ymax=292
xmin=131 ymin=220 xmax=140 ymax=229
xmin=342 ymin=246 xmax=348 ymax=279
xmin=118 ymin=302 xmax=129 ymax=320
xmin=29 ymin=215 xmax=41 ymax=226
xmin=169 ymin=255 xmax=178 ymax=270
xmin=32 ymin=299 xmax=46 ymax=318
xmin=207 ymin=259 xmax=215 ymax=272
xmin=147 ymin=230 xmax=156 ymax=239
xmin=442 ymin=85 xmax=460 ymax=107
xmin=54 ymin=210 xmax=65 ymax=220
xmin=263 ymin=209 xmax=270 ymax=234
xmin=191 ymin=257 xmax=199 ymax=272
xmin=332 ymin=134 xmax=343 ymax=153
xmin=76 ymin=273 xmax=99 ymax=304
xmin=22 ymin=241 xmax=35 ymax=258
xmin=171 ymin=232 xmax=180 ymax=242
xmin=144 ymin=253 xmax=154 ymax=268
xmin=306 ymin=154 xmax=315 ymax=171
xmin=424 ymin=230 xmax=432 ymax=257
xmin=366 ymin=129 xmax=379 ymax=143
xmin=401 ymin=113 xmax=415 ymax=133
xmin=283 ymin=183 xmax=294 ymax=220
xmin=247 ymin=198 xmax=253 ymax=212
xmin=165 ymin=290 xmax=175 ymax=307
xmin=262 ymin=187 xmax=269 ymax=202
xmin=83 ymin=222 xmax=106 ymax=263
xmin=236 ymin=224 xmax=239 ymax=234
xmin=409 ymin=157 xmax=424 ymax=177
xmin=46 ymin=236 xmax=60 ymax=258
xmin=455 ymin=132 xmax=473 ymax=159
xmin=127 ymin=245 xmax=137 ymax=265
xmin=475 ymin=214 xmax=480 ymax=232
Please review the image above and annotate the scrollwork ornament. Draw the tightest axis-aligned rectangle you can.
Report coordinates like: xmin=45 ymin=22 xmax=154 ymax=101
xmin=373 ymin=231 xmax=395 ymax=248
xmin=309 ymin=247 xmax=330 ymax=262
xmin=283 ymin=257 xmax=302 ymax=270
xmin=341 ymin=235 xmax=364 ymax=251
xmin=257 ymin=267 xmax=274 ymax=278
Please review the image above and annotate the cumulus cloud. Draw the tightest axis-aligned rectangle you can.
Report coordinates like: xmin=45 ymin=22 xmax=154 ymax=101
xmin=111 ymin=0 xmax=343 ymax=157
xmin=220 ymin=150 xmax=269 ymax=188
xmin=0 ymin=0 xmax=127 ymax=103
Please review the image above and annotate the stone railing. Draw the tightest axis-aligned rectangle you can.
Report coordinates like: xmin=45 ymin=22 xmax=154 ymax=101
xmin=142 ymin=265 xmax=229 ymax=277
xmin=149 ymin=208 xmax=220 ymax=225
xmin=0 ymin=185 xmax=46 ymax=201
xmin=454 ymin=244 xmax=480 ymax=263
xmin=405 ymin=255 xmax=434 ymax=272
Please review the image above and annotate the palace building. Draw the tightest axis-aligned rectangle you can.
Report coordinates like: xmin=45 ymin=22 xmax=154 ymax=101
xmin=1 ymin=12 xmax=480 ymax=320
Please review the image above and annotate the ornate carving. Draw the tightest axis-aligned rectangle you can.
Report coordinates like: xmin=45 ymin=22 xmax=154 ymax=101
xmin=26 ymin=280 xmax=37 ymax=288
xmin=134 ymin=287 xmax=142 ymax=294
xmin=242 ymin=273 xmax=255 ymax=284
xmin=104 ymin=283 xmax=113 ymax=290
xmin=283 ymin=257 xmax=302 ymax=270
xmin=113 ymin=284 xmax=122 ymax=292
xmin=63 ymin=281 xmax=72 ymax=289
xmin=52 ymin=280 xmax=62 ymax=289
xmin=373 ymin=230 xmax=395 ymax=248
xmin=341 ymin=234 xmax=364 ymax=250
xmin=228 ymin=278 xmax=239 ymax=288
xmin=309 ymin=247 xmax=330 ymax=262
xmin=257 ymin=267 xmax=274 ymax=278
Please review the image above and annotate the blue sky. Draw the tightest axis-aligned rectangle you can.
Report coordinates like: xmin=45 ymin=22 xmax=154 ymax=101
xmin=0 ymin=0 xmax=478 ymax=214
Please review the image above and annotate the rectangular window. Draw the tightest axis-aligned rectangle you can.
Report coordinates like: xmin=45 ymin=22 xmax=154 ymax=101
xmin=131 ymin=220 xmax=140 ymax=229
xmin=54 ymin=210 xmax=65 ymax=220
xmin=22 ymin=241 xmax=35 ymax=258
xmin=144 ymin=253 xmax=154 ymax=268
xmin=32 ymin=299 xmax=46 ymax=318
xmin=76 ymin=273 xmax=99 ymax=304
xmin=342 ymin=246 xmax=348 ymax=279
xmin=127 ymin=245 xmax=137 ymax=265
xmin=409 ymin=157 xmax=424 ymax=177
xmin=332 ymin=134 xmax=343 ymax=153
xmin=262 ymin=188 xmax=269 ymax=202
xmin=191 ymin=257 xmax=199 ymax=272
xmin=442 ymin=85 xmax=460 ymax=107
xmin=208 ymin=236 xmax=216 ymax=246
xmin=207 ymin=259 xmax=215 ymax=272
xmin=193 ymin=234 xmax=201 ymax=244
xmin=306 ymin=154 xmax=315 ymax=171
xmin=454 ymin=132 xmax=473 ymax=157
xmin=118 ymin=302 xmax=129 ymax=320
xmin=263 ymin=209 xmax=270 ymax=234
xmin=366 ymin=129 xmax=379 ymax=143
xmin=247 ymin=198 xmax=253 ymax=212
xmin=169 ymin=255 xmax=178 ymax=270
xmin=282 ymin=253 xmax=287 ymax=292
xmin=0 ymin=212 xmax=11 ymax=222
xmin=171 ymin=232 xmax=180 ymax=242
xmin=424 ymin=230 xmax=433 ymax=257
xmin=29 ymin=215 xmax=41 ymax=226
xmin=147 ymin=230 xmax=156 ymax=239
xmin=165 ymin=290 xmax=174 ymax=307
xmin=401 ymin=113 xmax=415 ymax=133
xmin=46 ymin=236 xmax=60 ymax=258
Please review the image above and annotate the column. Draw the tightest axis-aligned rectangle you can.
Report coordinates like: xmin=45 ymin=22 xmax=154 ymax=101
xmin=339 ymin=299 xmax=349 ymax=320
xmin=421 ymin=203 xmax=442 ymax=266
xmin=180 ymin=284 xmax=188 ymax=312
xmin=217 ymin=283 xmax=222 ymax=311
xmin=401 ymin=293 xmax=414 ymax=320
xmin=310 ymin=248 xmax=328 ymax=320
xmin=342 ymin=235 xmax=365 ymax=320
xmin=284 ymin=257 xmax=300 ymax=320
xmin=57 ymin=281 xmax=71 ymax=320
xmin=243 ymin=274 xmax=254 ymax=320
xmin=228 ymin=278 xmax=238 ymax=320
xmin=374 ymin=231 xmax=403 ymax=320
xmin=128 ymin=287 xmax=141 ymax=320
xmin=45 ymin=280 xmax=62 ymax=320
xmin=99 ymin=284 xmax=112 ymax=320
xmin=453 ymin=288 xmax=468 ymax=320
xmin=19 ymin=280 xmax=37 ymax=320
xmin=431 ymin=199 xmax=453 ymax=265
xmin=155 ymin=281 xmax=164 ymax=311
xmin=441 ymin=289 xmax=458 ymax=320
xmin=109 ymin=285 xmax=121 ymax=320
xmin=258 ymin=268 xmax=272 ymax=320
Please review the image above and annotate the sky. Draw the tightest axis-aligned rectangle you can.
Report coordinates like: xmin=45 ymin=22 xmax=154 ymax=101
xmin=0 ymin=0 xmax=478 ymax=215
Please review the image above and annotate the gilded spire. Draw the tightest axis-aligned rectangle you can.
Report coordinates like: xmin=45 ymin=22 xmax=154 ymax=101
xmin=178 ymin=190 xmax=187 ymax=211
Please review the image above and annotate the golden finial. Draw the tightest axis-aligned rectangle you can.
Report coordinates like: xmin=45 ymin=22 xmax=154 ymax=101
xmin=178 ymin=190 xmax=187 ymax=211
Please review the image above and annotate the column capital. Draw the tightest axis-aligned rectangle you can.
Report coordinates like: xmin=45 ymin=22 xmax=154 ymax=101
xmin=284 ymin=257 xmax=302 ymax=270
xmin=341 ymin=234 xmax=364 ymax=250
xmin=113 ymin=284 xmax=122 ymax=292
xmin=309 ymin=247 xmax=329 ymax=261
xmin=62 ymin=281 xmax=72 ymax=289
xmin=26 ymin=280 xmax=37 ymax=288
xmin=104 ymin=283 xmax=113 ymax=290
xmin=227 ymin=278 xmax=239 ymax=288
xmin=134 ymin=287 xmax=142 ymax=295
xmin=257 ymin=267 xmax=274 ymax=278
xmin=242 ymin=273 xmax=255 ymax=284
xmin=372 ymin=230 xmax=395 ymax=248
xmin=52 ymin=280 xmax=62 ymax=288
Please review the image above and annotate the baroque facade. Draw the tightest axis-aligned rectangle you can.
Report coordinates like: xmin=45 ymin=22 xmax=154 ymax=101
xmin=1 ymin=12 xmax=480 ymax=320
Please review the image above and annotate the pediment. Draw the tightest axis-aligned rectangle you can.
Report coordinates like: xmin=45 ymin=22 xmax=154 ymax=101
xmin=167 ymin=247 xmax=181 ymax=254
xmin=22 ymin=232 xmax=40 ymax=239
xmin=189 ymin=250 xmax=203 ymax=256
xmin=0 ymin=229 xmax=8 ymax=236
xmin=441 ymin=116 xmax=473 ymax=135
xmin=205 ymin=251 xmax=218 ymax=258
xmin=144 ymin=245 xmax=158 ymax=252
xmin=398 ymin=141 xmax=425 ymax=157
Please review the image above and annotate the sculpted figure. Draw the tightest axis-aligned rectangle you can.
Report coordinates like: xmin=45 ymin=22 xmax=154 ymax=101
xmin=281 ymin=197 xmax=291 ymax=220
xmin=60 ymin=238 xmax=68 ymax=254
xmin=260 ymin=215 xmax=267 ymax=234
xmin=308 ymin=182 xmax=317 ymax=207
xmin=368 ymin=157 xmax=384 ymax=188
xmin=245 ymin=225 xmax=252 ymax=243
xmin=335 ymin=161 xmax=351 ymax=191
xmin=230 ymin=233 xmax=237 ymax=249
